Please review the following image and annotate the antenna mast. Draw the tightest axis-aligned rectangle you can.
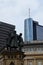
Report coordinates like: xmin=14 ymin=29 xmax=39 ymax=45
xmin=29 ymin=8 xmax=30 ymax=18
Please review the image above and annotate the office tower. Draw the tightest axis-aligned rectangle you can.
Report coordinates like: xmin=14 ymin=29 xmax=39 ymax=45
xmin=24 ymin=18 xmax=37 ymax=41
xmin=24 ymin=18 xmax=33 ymax=41
xmin=0 ymin=21 xmax=15 ymax=47
xmin=24 ymin=18 xmax=43 ymax=41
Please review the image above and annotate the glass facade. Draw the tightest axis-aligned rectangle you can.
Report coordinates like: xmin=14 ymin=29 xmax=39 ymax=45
xmin=33 ymin=21 xmax=37 ymax=40
xmin=24 ymin=18 xmax=33 ymax=41
xmin=24 ymin=18 xmax=43 ymax=41
xmin=36 ymin=25 xmax=43 ymax=40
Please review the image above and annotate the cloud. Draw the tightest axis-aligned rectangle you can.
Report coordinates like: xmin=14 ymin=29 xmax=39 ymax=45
xmin=32 ymin=0 xmax=43 ymax=25
xmin=0 ymin=0 xmax=40 ymax=39
xmin=33 ymin=10 xmax=43 ymax=25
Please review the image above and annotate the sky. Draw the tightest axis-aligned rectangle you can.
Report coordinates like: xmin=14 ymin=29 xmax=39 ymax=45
xmin=0 ymin=0 xmax=43 ymax=39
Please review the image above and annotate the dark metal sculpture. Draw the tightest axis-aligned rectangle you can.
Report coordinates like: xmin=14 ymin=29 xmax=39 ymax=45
xmin=6 ymin=30 xmax=23 ymax=51
xmin=10 ymin=30 xmax=18 ymax=47
xmin=17 ymin=33 xmax=23 ymax=51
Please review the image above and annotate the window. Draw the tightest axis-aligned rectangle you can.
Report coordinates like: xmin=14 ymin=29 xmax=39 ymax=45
xmin=28 ymin=61 xmax=33 ymax=65
xmin=38 ymin=61 xmax=42 ymax=65
xmin=29 ymin=62 xmax=32 ymax=65
xmin=8 ymin=56 xmax=10 ymax=58
xmin=29 ymin=48 xmax=34 ymax=51
xmin=11 ymin=56 xmax=13 ymax=59
xmin=14 ymin=55 xmax=16 ymax=58
xmin=10 ymin=62 xmax=14 ymax=65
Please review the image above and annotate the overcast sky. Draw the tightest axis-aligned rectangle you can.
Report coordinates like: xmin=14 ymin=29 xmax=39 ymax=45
xmin=0 ymin=0 xmax=43 ymax=39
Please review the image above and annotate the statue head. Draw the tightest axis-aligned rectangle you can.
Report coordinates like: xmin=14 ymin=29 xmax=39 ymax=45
xmin=11 ymin=30 xmax=16 ymax=36
xmin=13 ymin=30 xmax=16 ymax=34
xmin=19 ymin=33 xmax=22 ymax=37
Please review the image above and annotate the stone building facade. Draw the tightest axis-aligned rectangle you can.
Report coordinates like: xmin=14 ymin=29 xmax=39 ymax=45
xmin=0 ymin=47 xmax=24 ymax=65
xmin=22 ymin=41 xmax=43 ymax=65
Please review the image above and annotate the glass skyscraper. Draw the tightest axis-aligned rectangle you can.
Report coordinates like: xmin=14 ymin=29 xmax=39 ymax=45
xmin=24 ymin=18 xmax=33 ymax=41
xmin=24 ymin=18 xmax=43 ymax=41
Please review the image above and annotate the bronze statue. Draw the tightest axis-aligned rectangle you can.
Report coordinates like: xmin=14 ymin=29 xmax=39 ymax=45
xmin=10 ymin=30 xmax=18 ymax=47
xmin=6 ymin=30 xmax=23 ymax=51
xmin=17 ymin=33 xmax=23 ymax=51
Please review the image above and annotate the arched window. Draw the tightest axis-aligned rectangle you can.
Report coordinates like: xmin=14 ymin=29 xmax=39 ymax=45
xmin=10 ymin=62 xmax=14 ymax=65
